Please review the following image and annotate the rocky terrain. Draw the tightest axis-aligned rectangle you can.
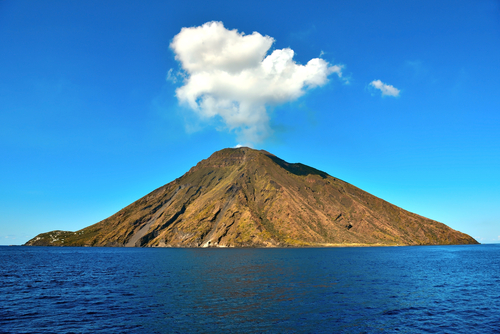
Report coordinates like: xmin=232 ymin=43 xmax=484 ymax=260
xmin=25 ymin=148 xmax=478 ymax=247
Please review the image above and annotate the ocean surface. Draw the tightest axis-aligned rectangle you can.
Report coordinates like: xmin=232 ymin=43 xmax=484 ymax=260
xmin=1 ymin=245 xmax=499 ymax=333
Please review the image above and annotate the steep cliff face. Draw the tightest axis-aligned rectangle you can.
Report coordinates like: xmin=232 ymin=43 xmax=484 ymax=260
xmin=25 ymin=148 xmax=478 ymax=247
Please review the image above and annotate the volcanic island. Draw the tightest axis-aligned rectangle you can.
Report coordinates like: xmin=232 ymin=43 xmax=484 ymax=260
xmin=26 ymin=148 xmax=478 ymax=247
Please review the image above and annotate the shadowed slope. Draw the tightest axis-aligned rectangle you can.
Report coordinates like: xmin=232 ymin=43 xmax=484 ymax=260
xmin=26 ymin=148 xmax=478 ymax=247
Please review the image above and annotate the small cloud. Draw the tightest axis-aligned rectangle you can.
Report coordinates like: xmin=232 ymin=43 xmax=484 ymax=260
xmin=166 ymin=68 xmax=186 ymax=84
xmin=166 ymin=68 xmax=176 ymax=83
xmin=341 ymin=72 xmax=352 ymax=85
xmin=170 ymin=21 xmax=343 ymax=145
xmin=370 ymin=79 xmax=400 ymax=97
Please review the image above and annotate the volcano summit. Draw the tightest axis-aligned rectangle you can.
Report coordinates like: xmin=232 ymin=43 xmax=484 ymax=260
xmin=26 ymin=148 xmax=477 ymax=247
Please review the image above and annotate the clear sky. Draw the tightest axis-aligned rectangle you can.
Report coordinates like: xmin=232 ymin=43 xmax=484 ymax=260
xmin=1 ymin=0 xmax=499 ymax=245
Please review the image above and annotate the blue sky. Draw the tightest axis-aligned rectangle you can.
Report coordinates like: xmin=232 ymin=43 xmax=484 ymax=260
xmin=1 ymin=0 xmax=499 ymax=245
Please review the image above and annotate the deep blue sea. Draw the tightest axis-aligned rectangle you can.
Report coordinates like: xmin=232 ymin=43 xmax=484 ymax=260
xmin=1 ymin=245 xmax=499 ymax=333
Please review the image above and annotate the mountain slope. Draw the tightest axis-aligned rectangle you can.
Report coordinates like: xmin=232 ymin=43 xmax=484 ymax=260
xmin=25 ymin=148 xmax=478 ymax=247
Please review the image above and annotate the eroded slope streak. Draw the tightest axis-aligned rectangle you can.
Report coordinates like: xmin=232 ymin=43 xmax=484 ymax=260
xmin=26 ymin=148 xmax=478 ymax=247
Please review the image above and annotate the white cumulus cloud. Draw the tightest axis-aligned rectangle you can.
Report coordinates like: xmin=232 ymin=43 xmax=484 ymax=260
xmin=370 ymin=79 xmax=400 ymax=97
xmin=170 ymin=21 xmax=343 ymax=144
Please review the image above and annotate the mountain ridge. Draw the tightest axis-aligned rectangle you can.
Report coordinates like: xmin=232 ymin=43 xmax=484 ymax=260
xmin=25 ymin=147 xmax=478 ymax=247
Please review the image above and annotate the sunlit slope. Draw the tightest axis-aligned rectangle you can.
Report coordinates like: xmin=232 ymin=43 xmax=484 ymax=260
xmin=26 ymin=148 xmax=478 ymax=247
